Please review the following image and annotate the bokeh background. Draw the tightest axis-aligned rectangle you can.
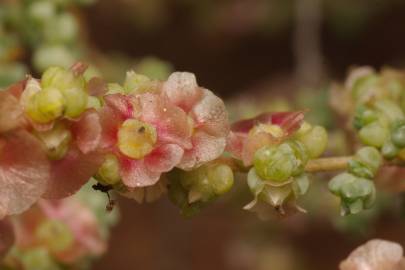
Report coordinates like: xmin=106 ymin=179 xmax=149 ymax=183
xmin=3 ymin=0 xmax=405 ymax=269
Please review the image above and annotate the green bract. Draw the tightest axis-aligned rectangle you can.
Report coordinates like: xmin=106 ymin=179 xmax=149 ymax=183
xmin=295 ymin=125 xmax=328 ymax=158
xmin=353 ymin=106 xmax=378 ymax=130
xmin=348 ymin=147 xmax=382 ymax=178
xmin=26 ymin=87 xmax=65 ymax=123
xmin=328 ymin=173 xmax=376 ymax=215
xmin=95 ymin=154 xmax=121 ymax=185
xmin=381 ymin=140 xmax=399 ymax=159
xmin=374 ymin=99 xmax=404 ymax=123
xmin=391 ymin=121 xmax=405 ymax=148
xmin=358 ymin=122 xmax=389 ymax=148
xmin=253 ymin=141 xmax=308 ymax=183
xmin=124 ymin=71 xmax=151 ymax=94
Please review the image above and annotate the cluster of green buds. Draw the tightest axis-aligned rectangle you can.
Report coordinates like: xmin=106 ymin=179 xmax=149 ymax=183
xmin=0 ymin=0 xmax=95 ymax=73
xmin=168 ymin=162 xmax=234 ymax=217
xmin=23 ymin=66 xmax=92 ymax=123
xmin=349 ymin=69 xmax=405 ymax=160
xmin=245 ymin=122 xmax=327 ymax=213
xmin=329 ymin=147 xmax=382 ymax=215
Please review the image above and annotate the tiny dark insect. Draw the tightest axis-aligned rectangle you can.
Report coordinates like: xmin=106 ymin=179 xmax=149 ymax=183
xmin=138 ymin=126 xmax=146 ymax=133
xmin=92 ymin=183 xmax=116 ymax=211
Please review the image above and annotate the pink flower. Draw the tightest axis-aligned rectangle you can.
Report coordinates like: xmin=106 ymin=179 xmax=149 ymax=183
xmin=99 ymin=93 xmax=187 ymax=187
xmin=0 ymin=71 xmax=104 ymax=217
xmin=13 ymin=198 xmax=106 ymax=264
xmin=226 ymin=111 xmax=305 ymax=166
xmin=161 ymin=72 xmax=230 ymax=170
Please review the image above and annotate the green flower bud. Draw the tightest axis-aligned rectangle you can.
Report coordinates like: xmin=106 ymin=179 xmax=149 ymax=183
xmin=348 ymin=147 xmax=382 ymax=178
xmin=295 ymin=125 xmax=328 ymax=158
xmin=382 ymin=140 xmax=399 ymax=159
xmin=352 ymin=74 xmax=379 ymax=102
xmin=353 ymin=106 xmax=378 ymax=130
xmin=96 ymin=154 xmax=121 ymax=185
xmin=35 ymin=123 xmax=72 ymax=160
xmin=178 ymin=163 xmax=234 ymax=203
xmin=44 ymin=13 xmax=78 ymax=44
xmin=60 ymin=87 xmax=88 ymax=118
xmin=20 ymin=248 xmax=60 ymax=270
xmin=391 ymin=121 xmax=405 ymax=148
xmin=358 ymin=122 xmax=389 ymax=147
xmin=374 ymin=99 xmax=404 ymax=123
xmin=207 ymin=164 xmax=234 ymax=195
xmin=36 ymin=220 xmax=74 ymax=253
xmin=28 ymin=1 xmax=56 ymax=23
xmin=41 ymin=66 xmax=85 ymax=91
xmin=26 ymin=87 xmax=65 ymax=123
xmin=253 ymin=141 xmax=308 ymax=183
xmin=123 ymin=71 xmax=151 ymax=94
xmin=328 ymin=173 xmax=376 ymax=215
xmin=33 ymin=45 xmax=76 ymax=72
xmin=106 ymin=83 xmax=125 ymax=95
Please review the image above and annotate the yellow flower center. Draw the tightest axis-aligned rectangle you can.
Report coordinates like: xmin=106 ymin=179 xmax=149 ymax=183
xmin=117 ymin=119 xmax=157 ymax=159
xmin=249 ymin=123 xmax=284 ymax=138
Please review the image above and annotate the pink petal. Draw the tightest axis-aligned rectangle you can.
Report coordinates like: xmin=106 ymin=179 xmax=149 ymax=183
xmin=270 ymin=111 xmax=305 ymax=136
xmin=231 ymin=111 xmax=305 ymax=136
xmin=139 ymin=93 xmax=192 ymax=149
xmin=162 ymin=72 xmax=203 ymax=112
xmin=87 ymin=77 xmax=107 ymax=97
xmin=191 ymin=88 xmax=229 ymax=137
xmin=145 ymin=144 xmax=184 ymax=173
xmin=119 ymin=157 xmax=161 ymax=187
xmin=340 ymin=239 xmax=403 ymax=270
xmin=178 ymin=131 xmax=226 ymax=170
xmin=0 ymin=218 xmax=15 ymax=259
xmin=99 ymin=106 xmax=121 ymax=149
xmin=225 ymin=131 xmax=246 ymax=160
xmin=71 ymin=109 xmax=102 ymax=154
xmin=70 ymin=62 xmax=88 ymax=76
xmin=43 ymin=147 xmax=104 ymax=199
xmin=0 ymin=130 xmax=50 ymax=217
xmin=103 ymin=94 xmax=137 ymax=120
xmin=0 ymin=91 xmax=24 ymax=133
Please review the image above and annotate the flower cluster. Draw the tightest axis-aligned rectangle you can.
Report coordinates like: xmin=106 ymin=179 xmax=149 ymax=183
xmin=1 ymin=183 xmax=118 ymax=270
xmin=0 ymin=63 xmax=232 ymax=218
xmin=227 ymin=112 xmax=328 ymax=215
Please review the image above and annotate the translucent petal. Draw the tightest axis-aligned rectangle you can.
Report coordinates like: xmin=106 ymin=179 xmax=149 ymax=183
xmin=145 ymin=144 xmax=184 ymax=173
xmin=43 ymin=147 xmax=104 ymax=199
xmin=71 ymin=109 xmax=102 ymax=154
xmin=340 ymin=239 xmax=403 ymax=270
xmin=119 ymin=157 xmax=161 ymax=187
xmin=0 ymin=130 xmax=50 ymax=216
xmin=0 ymin=91 xmax=24 ymax=133
xmin=191 ymin=88 xmax=229 ymax=137
xmin=178 ymin=131 xmax=226 ymax=170
xmin=162 ymin=72 xmax=202 ymax=111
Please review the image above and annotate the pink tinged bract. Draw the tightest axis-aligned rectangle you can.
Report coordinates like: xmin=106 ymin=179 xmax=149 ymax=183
xmin=191 ymin=88 xmax=229 ymax=137
xmin=71 ymin=109 xmax=102 ymax=154
xmin=0 ymin=91 xmax=24 ymax=133
xmin=0 ymin=130 xmax=50 ymax=217
xmin=178 ymin=131 xmax=227 ymax=170
xmin=119 ymin=157 xmax=161 ymax=188
xmin=43 ymin=147 xmax=104 ymax=199
xmin=162 ymin=72 xmax=203 ymax=112
xmin=144 ymin=144 xmax=184 ymax=173
xmin=138 ymin=93 xmax=192 ymax=149
xmin=340 ymin=239 xmax=404 ymax=270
